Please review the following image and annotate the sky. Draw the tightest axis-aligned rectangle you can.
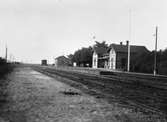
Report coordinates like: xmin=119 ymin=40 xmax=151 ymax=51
xmin=0 ymin=0 xmax=166 ymax=64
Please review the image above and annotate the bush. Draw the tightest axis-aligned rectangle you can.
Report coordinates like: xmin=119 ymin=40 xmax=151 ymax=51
xmin=0 ymin=58 xmax=14 ymax=78
xmin=0 ymin=58 xmax=14 ymax=108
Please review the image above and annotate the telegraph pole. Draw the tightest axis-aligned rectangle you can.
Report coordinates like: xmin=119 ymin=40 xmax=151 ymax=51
xmin=154 ymin=26 xmax=158 ymax=76
xmin=127 ymin=41 xmax=130 ymax=72
xmin=127 ymin=9 xmax=132 ymax=72
xmin=5 ymin=44 xmax=8 ymax=62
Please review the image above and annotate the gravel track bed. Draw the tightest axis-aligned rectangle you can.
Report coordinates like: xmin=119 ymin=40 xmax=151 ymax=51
xmin=1 ymin=66 xmax=165 ymax=121
xmin=32 ymin=66 xmax=167 ymax=121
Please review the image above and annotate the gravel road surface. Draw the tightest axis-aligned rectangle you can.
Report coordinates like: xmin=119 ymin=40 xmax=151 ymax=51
xmin=0 ymin=67 xmax=165 ymax=122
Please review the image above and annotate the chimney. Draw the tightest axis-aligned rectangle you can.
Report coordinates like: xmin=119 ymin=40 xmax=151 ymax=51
xmin=120 ymin=42 xmax=123 ymax=45
xmin=126 ymin=40 xmax=129 ymax=46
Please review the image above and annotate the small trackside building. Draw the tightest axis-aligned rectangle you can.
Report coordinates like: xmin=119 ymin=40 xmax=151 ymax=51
xmin=41 ymin=59 xmax=47 ymax=66
xmin=55 ymin=56 xmax=72 ymax=67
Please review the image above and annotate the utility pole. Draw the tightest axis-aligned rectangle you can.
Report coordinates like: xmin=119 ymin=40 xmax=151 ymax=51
xmin=127 ymin=9 xmax=132 ymax=72
xmin=127 ymin=41 xmax=130 ymax=72
xmin=5 ymin=45 xmax=8 ymax=62
xmin=154 ymin=26 xmax=158 ymax=76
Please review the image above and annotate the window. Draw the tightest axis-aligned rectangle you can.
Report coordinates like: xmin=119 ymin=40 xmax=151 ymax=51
xmin=111 ymin=58 xmax=113 ymax=62
xmin=94 ymin=58 xmax=96 ymax=66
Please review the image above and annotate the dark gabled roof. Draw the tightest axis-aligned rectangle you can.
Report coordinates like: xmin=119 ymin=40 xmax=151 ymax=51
xmin=93 ymin=47 xmax=108 ymax=56
xmin=55 ymin=56 xmax=70 ymax=61
xmin=55 ymin=56 xmax=71 ymax=64
xmin=109 ymin=44 xmax=149 ymax=53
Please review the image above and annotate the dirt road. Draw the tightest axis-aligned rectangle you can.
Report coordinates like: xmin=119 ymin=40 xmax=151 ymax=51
xmin=0 ymin=67 xmax=165 ymax=122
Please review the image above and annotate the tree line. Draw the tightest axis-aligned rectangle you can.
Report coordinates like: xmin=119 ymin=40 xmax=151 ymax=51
xmin=131 ymin=49 xmax=167 ymax=75
xmin=68 ymin=41 xmax=108 ymax=67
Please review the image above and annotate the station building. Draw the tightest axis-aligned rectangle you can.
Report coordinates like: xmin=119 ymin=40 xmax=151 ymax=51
xmin=92 ymin=41 xmax=149 ymax=71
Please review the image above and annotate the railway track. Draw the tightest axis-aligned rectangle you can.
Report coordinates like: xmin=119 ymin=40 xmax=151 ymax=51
xmin=100 ymin=71 xmax=167 ymax=90
xmin=32 ymin=66 xmax=167 ymax=117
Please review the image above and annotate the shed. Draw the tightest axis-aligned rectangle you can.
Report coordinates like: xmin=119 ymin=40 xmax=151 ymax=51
xmin=55 ymin=56 xmax=72 ymax=67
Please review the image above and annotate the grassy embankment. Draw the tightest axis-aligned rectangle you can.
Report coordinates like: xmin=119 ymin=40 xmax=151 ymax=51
xmin=0 ymin=58 xmax=14 ymax=107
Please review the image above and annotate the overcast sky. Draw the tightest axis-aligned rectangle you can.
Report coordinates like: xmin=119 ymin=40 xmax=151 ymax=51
xmin=0 ymin=0 xmax=166 ymax=63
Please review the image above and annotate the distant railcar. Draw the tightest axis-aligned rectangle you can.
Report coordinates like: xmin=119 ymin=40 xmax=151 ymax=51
xmin=41 ymin=60 xmax=47 ymax=66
